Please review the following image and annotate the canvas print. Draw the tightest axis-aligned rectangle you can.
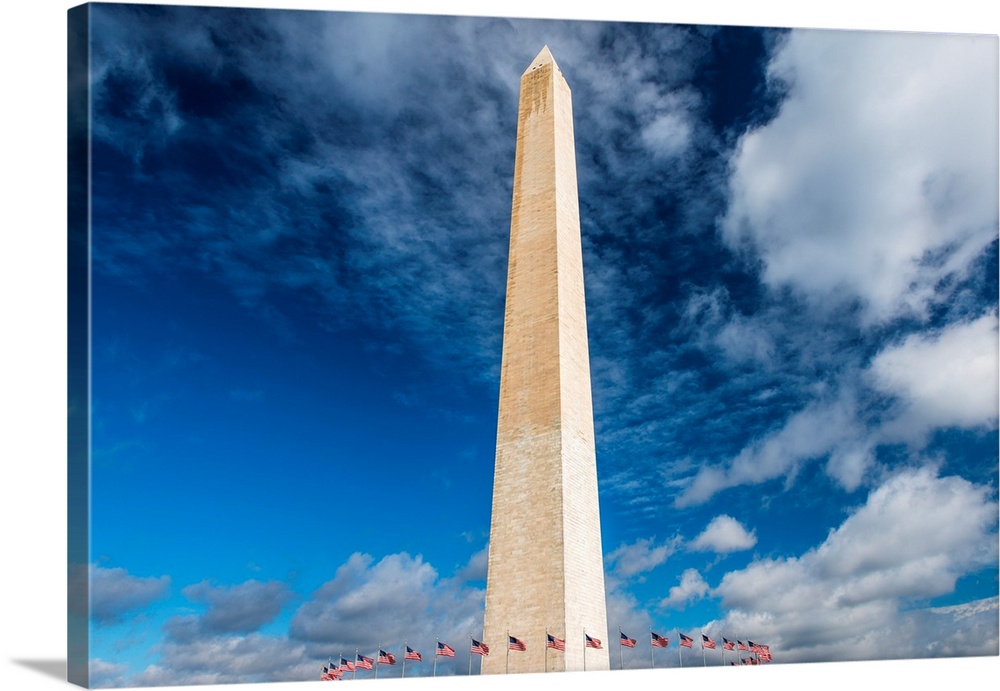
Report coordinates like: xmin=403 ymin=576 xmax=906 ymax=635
xmin=68 ymin=2 xmax=999 ymax=688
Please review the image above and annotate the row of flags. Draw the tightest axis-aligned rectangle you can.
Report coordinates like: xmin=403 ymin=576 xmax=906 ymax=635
xmin=320 ymin=641 xmax=460 ymax=680
xmin=321 ymin=631 xmax=771 ymax=679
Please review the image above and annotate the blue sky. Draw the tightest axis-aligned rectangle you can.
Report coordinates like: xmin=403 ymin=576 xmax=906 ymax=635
xmin=70 ymin=2 xmax=999 ymax=686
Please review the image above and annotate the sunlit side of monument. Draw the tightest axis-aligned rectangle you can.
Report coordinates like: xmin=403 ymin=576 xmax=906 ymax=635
xmin=482 ymin=46 xmax=610 ymax=674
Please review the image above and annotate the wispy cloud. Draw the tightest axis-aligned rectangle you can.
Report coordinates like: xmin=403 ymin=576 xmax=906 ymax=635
xmin=606 ymin=537 xmax=678 ymax=579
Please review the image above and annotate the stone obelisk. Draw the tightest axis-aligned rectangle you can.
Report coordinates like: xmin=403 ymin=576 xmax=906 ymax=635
xmin=482 ymin=46 xmax=609 ymax=675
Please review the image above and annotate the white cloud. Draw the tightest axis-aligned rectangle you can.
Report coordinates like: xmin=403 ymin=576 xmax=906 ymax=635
xmin=659 ymin=568 xmax=710 ymax=609
xmin=606 ymin=537 xmax=677 ymax=578
xmin=89 ymin=658 xmax=130 ymax=688
xmin=723 ymin=29 xmax=998 ymax=324
xmin=288 ymin=551 xmax=484 ymax=675
xmin=869 ymin=312 xmax=999 ymax=442
xmin=712 ymin=467 xmax=998 ymax=661
xmin=691 ymin=515 xmax=757 ymax=553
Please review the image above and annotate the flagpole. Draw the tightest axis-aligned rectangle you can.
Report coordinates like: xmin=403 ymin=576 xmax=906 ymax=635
xmin=468 ymin=634 xmax=472 ymax=676
xmin=677 ymin=629 xmax=682 ymax=668
xmin=649 ymin=629 xmax=654 ymax=669
xmin=544 ymin=630 xmax=548 ymax=674
xmin=402 ymin=641 xmax=407 ymax=679
xmin=701 ymin=630 xmax=706 ymax=667
xmin=618 ymin=626 xmax=623 ymax=670
xmin=583 ymin=628 xmax=586 ymax=673
xmin=433 ymin=639 xmax=438 ymax=678
xmin=354 ymin=649 xmax=358 ymax=680
xmin=375 ymin=645 xmax=381 ymax=679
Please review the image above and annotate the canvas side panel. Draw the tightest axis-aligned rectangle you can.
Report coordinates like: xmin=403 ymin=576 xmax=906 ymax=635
xmin=67 ymin=4 xmax=91 ymax=688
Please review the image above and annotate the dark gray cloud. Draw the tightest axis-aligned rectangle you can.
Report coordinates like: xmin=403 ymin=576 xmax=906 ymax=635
xmin=73 ymin=563 xmax=170 ymax=624
xmin=180 ymin=579 xmax=293 ymax=634
xmin=134 ymin=629 xmax=312 ymax=686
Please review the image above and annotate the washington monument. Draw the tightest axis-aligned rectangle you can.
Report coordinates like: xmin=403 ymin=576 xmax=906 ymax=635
xmin=482 ymin=46 xmax=610 ymax=674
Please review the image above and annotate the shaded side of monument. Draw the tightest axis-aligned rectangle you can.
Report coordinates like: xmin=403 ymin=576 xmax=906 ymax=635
xmin=482 ymin=46 xmax=610 ymax=675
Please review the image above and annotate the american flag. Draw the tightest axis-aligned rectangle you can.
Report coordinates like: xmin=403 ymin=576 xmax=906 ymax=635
xmin=758 ymin=644 xmax=772 ymax=662
xmin=651 ymin=632 xmax=669 ymax=648
xmin=748 ymin=640 xmax=758 ymax=653
xmin=508 ymin=636 xmax=526 ymax=651
xmin=378 ymin=649 xmax=396 ymax=665
xmin=436 ymin=642 xmax=456 ymax=657
xmin=405 ymin=646 xmax=422 ymax=662
xmin=471 ymin=639 xmax=490 ymax=656
xmin=329 ymin=666 xmax=343 ymax=679
xmin=679 ymin=633 xmax=694 ymax=648
xmin=620 ymin=632 xmax=636 ymax=647
xmin=585 ymin=634 xmax=602 ymax=649
xmin=738 ymin=640 xmax=748 ymax=651
xmin=320 ymin=666 xmax=332 ymax=681
xmin=356 ymin=654 xmax=374 ymax=670
xmin=546 ymin=634 xmax=565 ymax=651
xmin=723 ymin=638 xmax=735 ymax=651
xmin=702 ymin=634 xmax=716 ymax=650
xmin=340 ymin=658 xmax=355 ymax=672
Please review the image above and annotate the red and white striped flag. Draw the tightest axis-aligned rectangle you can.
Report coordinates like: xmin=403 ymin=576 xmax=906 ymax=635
xmin=620 ymin=632 xmax=636 ymax=648
xmin=405 ymin=646 xmax=422 ymax=662
xmin=436 ymin=642 xmax=456 ymax=657
xmin=546 ymin=634 xmax=565 ymax=651
xmin=471 ymin=639 xmax=489 ymax=656
xmin=508 ymin=636 xmax=526 ymax=651
xmin=702 ymin=634 xmax=716 ymax=650
xmin=651 ymin=632 xmax=669 ymax=648
xmin=585 ymin=634 xmax=602 ymax=649
xmin=679 ymin=633 xmax=694 ymax=648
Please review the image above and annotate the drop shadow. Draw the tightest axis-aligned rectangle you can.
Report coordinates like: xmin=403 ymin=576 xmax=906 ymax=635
xmin=11 ymin=658 xmax=66 ymax=681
